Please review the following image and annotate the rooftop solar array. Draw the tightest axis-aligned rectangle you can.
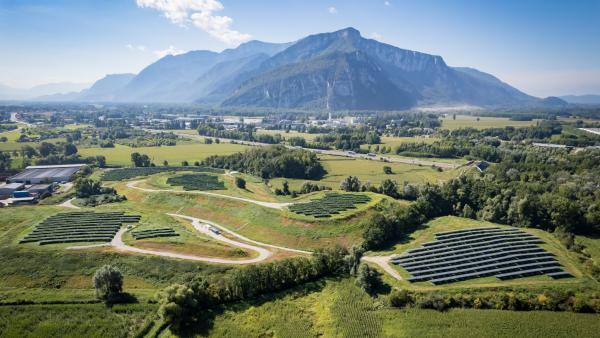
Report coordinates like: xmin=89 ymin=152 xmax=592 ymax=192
xmin=391 ymin=227 xmax=571 ymax=285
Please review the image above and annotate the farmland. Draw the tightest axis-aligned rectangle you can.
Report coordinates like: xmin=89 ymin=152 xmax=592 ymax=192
xmin=440 ymin=115 xmax=540 ymax=130
xmin=78 ymin=142 xmax=248 ymax=166
xmin=205 ymin=279 xmax=600 ymax=337
xmin=271 ymin=154 xmax=458 ymax=191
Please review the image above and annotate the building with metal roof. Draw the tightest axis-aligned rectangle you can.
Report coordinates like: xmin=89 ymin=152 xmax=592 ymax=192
xmin=8 ymin=164 xmax=84 ymax=184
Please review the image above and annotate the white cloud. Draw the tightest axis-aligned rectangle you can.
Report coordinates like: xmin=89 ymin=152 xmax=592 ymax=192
xmin=154 ymin=45 xmax=187 ymax=58
xmin=370 ymin=33 xmax=383 ymax=41
xmin=384 ymin=1 xmax=391 ymax=6
xmin=136 ymin=0 xmax=251 ymax=45
xmin=126 ymin=44 xmax=147 ymax=52
xmin=328 ymin=6 xmax=337 ymax=14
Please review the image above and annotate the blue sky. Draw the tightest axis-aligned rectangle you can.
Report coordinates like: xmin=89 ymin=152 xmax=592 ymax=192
xmin=0 ymin=0 xmax=598 ymax=96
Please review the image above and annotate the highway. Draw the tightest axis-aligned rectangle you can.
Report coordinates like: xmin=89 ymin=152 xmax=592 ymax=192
xmin=144 ymin=128 xmax=464 ymax=169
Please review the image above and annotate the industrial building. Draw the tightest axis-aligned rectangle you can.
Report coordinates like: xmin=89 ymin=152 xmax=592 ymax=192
xmin=7 ymin=164 xmax=85 ymax=184
xmin=0 ymin=183 xmax=25 ymax=198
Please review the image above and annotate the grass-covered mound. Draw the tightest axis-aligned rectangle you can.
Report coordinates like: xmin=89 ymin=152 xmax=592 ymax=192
xmin=166 ymin=173 xmax=225 ymax=191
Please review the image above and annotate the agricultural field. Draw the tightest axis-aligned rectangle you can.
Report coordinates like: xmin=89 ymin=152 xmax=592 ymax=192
xmin=440 ymin=115 xmax=541 ymax=130
xmin=78 ymin=142 xmax=248 ymax=166
xmin=271 ymin=154 xmax=458 ymax=191
xmin=256 ymin=129 xmax=323 ymax=142
xmin=166 ymin=173 xmax=225 ymax=190
xmin=0 ymin=126 xmax=66 ymax=152
xmin=371 ymin=216 xmax=591 ymax=291
xmin=289 ymin=193 xmax=372 ymax=218
xmin=204 ymin=279 xmax=600 ymax=337
xmin=19 ymin=212 xmax=140 ymax=245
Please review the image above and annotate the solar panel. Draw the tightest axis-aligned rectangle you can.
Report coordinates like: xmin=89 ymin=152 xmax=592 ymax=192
xmin=391 ymin=226 xmax=570 ymax=284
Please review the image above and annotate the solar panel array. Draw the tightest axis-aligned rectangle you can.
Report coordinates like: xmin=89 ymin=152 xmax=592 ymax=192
xmin=391 ymin=227 xmax=571 ymax=285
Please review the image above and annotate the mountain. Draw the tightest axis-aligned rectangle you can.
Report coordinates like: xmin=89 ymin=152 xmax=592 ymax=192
xmin=560 ymin=95 xmax=600 ymax=105
xmin=78 ymin=74 xmax=135 ymax=101
xmin=6 ymin=27 xmax=541 ymax=109
xmin=540 ymin=96 xmax=568 ymax=107
xmin=0 ymin=82 xmax=90 ymax=100
xmin=114 ymin=40 xmax=292 ymax=102
xmin=222 ymin=28 xmax=536 ymax=109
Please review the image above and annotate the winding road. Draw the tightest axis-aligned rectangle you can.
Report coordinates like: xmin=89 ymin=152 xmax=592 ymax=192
xmin=126 ymin=180 xmax=291 ymax=210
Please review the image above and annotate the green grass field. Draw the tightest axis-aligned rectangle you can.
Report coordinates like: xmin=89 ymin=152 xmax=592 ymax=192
xmin=271 ymin=154 xmax=458 ymax=192
xmin=78 ymin=142 xmax=249 ymax=166
xmin=440 ymin=115 xmax=541 ymax=130
xmin=202 ymin=279 xmax=600 ymax=337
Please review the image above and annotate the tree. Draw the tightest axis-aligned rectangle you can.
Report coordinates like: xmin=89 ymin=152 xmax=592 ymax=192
xmin=159 ymin=284 xmax=200 ymax=334
xmin=0 ymin=152 xmax=11 ymax=171
xmin=181 ymin=160 xmax=189 ymax=166
xmin=163 ymin=160 xmax=169 ymax=166
xmin=38 ymin=142 xmax=56 ymax=157
xmin=344 ymin=245 xmax=364 ymax=275
xmin=204 ymin=138 xmax=213 ymax=144
xmin=340 ymin=176 xmax=361 ymax=192
xmin=282 ymin=180 xmax=290 ymax=195
xmin=63 ymin=143 xmax=78 ymax=156
xmin=93 ymin=265 xmax=123 ymax=303
xmin=235 ymin=177 xmax=246 ymax=189
xmin=356 ymin=264 xmax=381 ymax=295
xmin=131 ymin=152 xmax=151 ymax=167
xmin=379 ymin=179 xmax=400 ymax=198
xmin=383 ymin=166 xmax=393 ymax=174
xmin=95 ymin=155 xmax=106 ymax=168
xmin=21 ymin=145 xmax=37 ymax=158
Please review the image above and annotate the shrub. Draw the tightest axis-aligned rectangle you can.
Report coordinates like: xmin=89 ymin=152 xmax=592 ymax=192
xmin=234 ymin=177 xmax=246 ymax=189
xmin=356 ymin=263 xmax=381 ymax=295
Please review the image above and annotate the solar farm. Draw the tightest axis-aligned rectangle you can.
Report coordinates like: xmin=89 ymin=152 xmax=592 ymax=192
xmin=288 ymin=193 xmax=371 ymax=218
xmin=166 ymin=173 xmax=225 ymax=190
xmin=131 ymin=228 xmax=179 ymax=240
xmin=101 ymin=166 xmax=223 ymax=181
xmin=20 ymin=212 xmax=140 ymax=245
xmin=391 ymin=227 xmax=572 ymax=285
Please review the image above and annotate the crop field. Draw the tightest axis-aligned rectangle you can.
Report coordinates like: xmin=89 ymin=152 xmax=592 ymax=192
xmin=440 ymin=115 xmax=540 ymax=130
xmin=78 ymin=142 xmax=248 ymax=166
xmin=166 ymin=173 xmax=225 ymax=190
xmin=272 ymin=154 xmax=458 ymax=191
xmin=131 ymin=227 xmax=178 ymax=240
xmin=206 ymin=279 xmax=600 ymax=337
xmin=19 ymin=212 xmax=140 ymax=245
xmin=0 ymin=127 xmax=66 ymax=152
xmin=289 ymin=193 xmax=371 ymax=218
xmin=256 ymin=129 xmax=323 ymax=142
xmin=101 ymin=165 xmax=223 ymax=181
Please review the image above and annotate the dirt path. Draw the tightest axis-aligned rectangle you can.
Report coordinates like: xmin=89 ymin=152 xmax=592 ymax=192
xmin=362 ymin=255 xmax=404 ymax=281
xmin=58 ymin=198 xmax=80 ymax=209
xmin=126 ymin=180 xmax=292 ymax=210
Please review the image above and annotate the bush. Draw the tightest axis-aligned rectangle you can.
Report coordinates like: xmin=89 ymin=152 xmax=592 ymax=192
xmin=356 ymin=263 xmax=381 ymax=295
xmin=340 ymin=176 xmax=361 ymax=192
xmin=383 ymin=166 xmax=392 ymax=174
xmin=234 ymin=177 xmax=246 ymax=189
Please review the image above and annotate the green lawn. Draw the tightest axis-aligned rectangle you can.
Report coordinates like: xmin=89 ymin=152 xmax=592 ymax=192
xmin=440 ymin=115 xmax=541 ymax=130
xmin=78 ymin=142 xmax=248 ymax=166
xmin=256 ymin=129 xmax=323 ymax=142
